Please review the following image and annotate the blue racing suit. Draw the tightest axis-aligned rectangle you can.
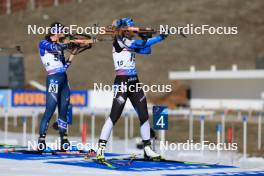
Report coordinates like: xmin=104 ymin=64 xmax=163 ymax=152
xmin=38 ymin=39 xmax=71 ymax=137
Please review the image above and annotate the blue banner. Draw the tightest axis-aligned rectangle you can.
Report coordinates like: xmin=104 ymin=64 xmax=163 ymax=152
xmin=11 ymin=90 xmax=88 ymax=107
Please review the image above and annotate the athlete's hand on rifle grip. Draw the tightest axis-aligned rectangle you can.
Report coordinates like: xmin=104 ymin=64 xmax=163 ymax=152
xmin=160 ymin=33 xmax=169 ymax=40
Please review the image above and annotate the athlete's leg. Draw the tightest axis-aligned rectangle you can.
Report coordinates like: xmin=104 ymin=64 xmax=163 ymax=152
xmin=38 ymin=76 xmax=59 ymax=150
xmin=98 ymin=76 xmax=128 ymax=157
xmin=58 ymin=80 xmax=70 ymax=135
xmin=129 ymin=79 xmax=161 ymax=158
xmin=128 ymin=84 xmax=150 ymax=141
xmin=57 ymin=76 xmax=70 ymax=150
xmin=39 ymin=77 xmax=59 ymax=136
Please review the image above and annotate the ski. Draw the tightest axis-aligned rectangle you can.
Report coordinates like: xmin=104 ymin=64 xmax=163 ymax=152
xmin=91 ymin=157 xmax=117 ymax=169
xmin=107 ymin=155 xmax=218 ymax=167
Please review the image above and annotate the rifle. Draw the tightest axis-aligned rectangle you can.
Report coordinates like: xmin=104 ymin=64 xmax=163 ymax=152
xmin=59 ymin=34 xmax=96 ymax=55
xmin=99 ymin=25 xmax=187 ymax=40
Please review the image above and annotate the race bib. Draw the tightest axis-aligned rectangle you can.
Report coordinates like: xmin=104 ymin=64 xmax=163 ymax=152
xmin=48 ymin=83 xmax=58 ymax=93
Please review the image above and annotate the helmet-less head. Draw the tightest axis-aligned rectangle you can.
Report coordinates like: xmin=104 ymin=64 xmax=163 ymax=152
xmin=46 ymin=22 xmax=66 ymax=43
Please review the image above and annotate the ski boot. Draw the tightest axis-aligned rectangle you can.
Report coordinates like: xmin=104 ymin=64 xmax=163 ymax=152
xmin=60 ymin=134 xmax=70 ymax=151
xmin=96 ymin=139 xmax=107 ymax=161
xmin=37 ymin=135 xmax=46 ymax=153
xmin=143 ymin=140 xmax=162 ymax=160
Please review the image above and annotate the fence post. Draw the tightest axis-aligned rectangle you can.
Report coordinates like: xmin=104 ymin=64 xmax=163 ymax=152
xmin=160 ymin=130 xmax=165 ymax=156
xmin=124 ymin=113 xmax=128 ymax=151
xmin=81 ymin=120 xmax=87 ymax=145
xmin=4 ymin=109 xmax=8 ymax=143
xmin=189 ymin=109 xmax=193 ymax=141
xmin=258 ymin=112 xmax=262 ymax=150
xmin=91 ymin=112 xmax=95 ymax=145
xmin=200 ymin=115 xmax=205 ymax=155
xmin=243 ymin=116 xmax=248 ymax=158
xmin=129 ymin=113 xmax=134 ymax=138
xmin=221 ymin=111 xmax=226 ymax=143
xmin=216 ymin=124 xmax=221 ymax=159
xmin=31 ymin=111 xmax=36 ymax=140
xmin=79 ymin=109 xmax=84 ymax=133
xmin=23 ymin=117 xmax=27 ymax=146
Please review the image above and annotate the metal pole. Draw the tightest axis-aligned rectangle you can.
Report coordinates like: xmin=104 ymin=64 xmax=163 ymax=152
xmin=160 ymin=130 xmax=165 ymax=156
xmin=189 ymin=109 xmax=193 ymax=141
xmin=31 ymin=111 xmax=36 ymax=140
xmin=91 ymin=112 xmax=95 ymax=145
xmin=200 ymin=115 xmax=205 ymax=155
xmin=80 ymin=110 xmax=84 ymax=133
xmin=4 ymin=109 xmax=8 ymax=143
xmin=216 ymin=124 xmax=221 ymax=159
xmin=129 ymin=113 xmax=134 ymax=138
xmin=221 ymin=111 xmax=226 ymax=143
xmin=23 ymin=117 xmax=27 ymax=146
xmin=124 ymin=113 xmax=128 ymax=151
xmin=243 ymin=116 xmax=247 ymax=158
xmin=258 ymin=113 xmax=262 ymax=150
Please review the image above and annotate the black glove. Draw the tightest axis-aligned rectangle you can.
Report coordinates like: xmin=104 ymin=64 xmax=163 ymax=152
xmin=138 ymin=33 xmax=152 ymax=41
xmin=160 ymin=33 xmax=169 ymax=40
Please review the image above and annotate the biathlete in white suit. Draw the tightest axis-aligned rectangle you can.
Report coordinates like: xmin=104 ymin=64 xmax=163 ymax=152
xmin=97 ymin=17 xmax=168 ymax=160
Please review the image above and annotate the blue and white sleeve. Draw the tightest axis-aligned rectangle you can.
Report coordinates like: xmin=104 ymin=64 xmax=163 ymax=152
xmin=135 ymin=47 xmax=152 ymax=54
xmin=39 ymin=40 xmax=59 ymax=52
xmin=119 ymin=35 xmax=164 ymax=49
xmin=39 ymin=40 xmax=67 ymax=52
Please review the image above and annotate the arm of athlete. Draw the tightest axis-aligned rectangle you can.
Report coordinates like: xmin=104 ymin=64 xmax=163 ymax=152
xmin=135 ymin=47 xmax=152 ymax=54
xmin=118 ymin=34 xmax=167 ymax=55
xmin=122 ymin=35 xmax=167 ymax=48
xmin=39 ymin=40 xmax=68 ymax=53
xmin=64 ymin=48 xmax=78 ymax=69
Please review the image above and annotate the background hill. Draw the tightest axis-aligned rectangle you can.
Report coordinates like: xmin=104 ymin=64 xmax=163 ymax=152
xmin=0 ymin=0 xmax=263 ymax=92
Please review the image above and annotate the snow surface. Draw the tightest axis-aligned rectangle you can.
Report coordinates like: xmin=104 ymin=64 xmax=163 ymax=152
xmin=0 ymin=131 xmax=264 ymax=176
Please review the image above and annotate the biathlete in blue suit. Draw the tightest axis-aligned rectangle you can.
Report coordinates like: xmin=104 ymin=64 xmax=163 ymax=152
xmin=97 ymin=18 xmax=168 ymax=160
xmin=38 ymin=22 xmax=77 ymax=151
